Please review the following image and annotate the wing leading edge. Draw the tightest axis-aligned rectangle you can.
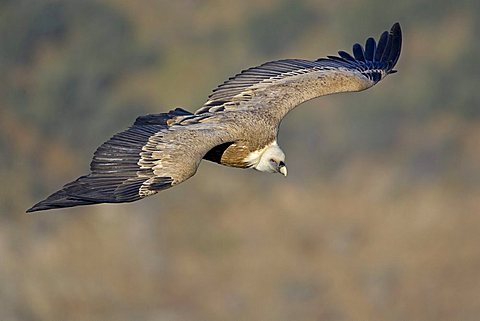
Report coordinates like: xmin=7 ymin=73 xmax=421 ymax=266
xmin=196 ymin=23 xmax=402 ymax=115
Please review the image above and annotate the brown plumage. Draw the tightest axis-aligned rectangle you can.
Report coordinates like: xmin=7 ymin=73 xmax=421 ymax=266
xmin=27 ymin=23 xmax=402 ymax=212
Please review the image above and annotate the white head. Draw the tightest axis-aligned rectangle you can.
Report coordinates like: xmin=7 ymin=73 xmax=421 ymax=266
xmin=250 ymin=142 xmax=287 ymax=176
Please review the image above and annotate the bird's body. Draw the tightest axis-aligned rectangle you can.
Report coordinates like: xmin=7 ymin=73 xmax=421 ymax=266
xmin=203 ymin=113 xmax=278 ymax=168
xmin=28 ymin=23 xmax=402 ymax=213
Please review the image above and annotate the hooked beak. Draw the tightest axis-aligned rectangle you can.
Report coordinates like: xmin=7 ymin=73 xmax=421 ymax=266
xmin=278 ymin=162 xmax=287 ymax=177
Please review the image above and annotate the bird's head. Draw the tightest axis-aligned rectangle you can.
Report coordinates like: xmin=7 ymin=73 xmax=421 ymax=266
xmin=254 ymin=143 xmax=287 ymax=176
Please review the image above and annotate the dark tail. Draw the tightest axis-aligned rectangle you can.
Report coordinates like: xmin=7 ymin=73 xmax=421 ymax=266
xmin=26 ymin=108 xmax=190 ymax=213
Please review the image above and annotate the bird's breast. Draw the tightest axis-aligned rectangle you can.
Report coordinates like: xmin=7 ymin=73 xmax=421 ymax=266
xmin=219 ymin=143 xmax=252 ymax=168
xmin=203 ymin=140 xmax=271 ymax=169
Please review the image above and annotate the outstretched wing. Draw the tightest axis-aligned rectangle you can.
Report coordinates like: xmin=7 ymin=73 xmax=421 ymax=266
xmin=195 ymin=23 xmax=402 ymax=116
xmin=27 ymin=108 xmax=231 ymax=212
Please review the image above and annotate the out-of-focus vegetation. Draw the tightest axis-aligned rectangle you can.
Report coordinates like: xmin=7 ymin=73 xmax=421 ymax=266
xmin=1 ymin=0 xmax=479 ymax=320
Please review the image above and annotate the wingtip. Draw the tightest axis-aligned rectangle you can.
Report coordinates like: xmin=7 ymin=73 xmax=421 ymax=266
xmin=391 ymin=22 xmax=401 ymax=32
xmin=26 ymin=203 xmax=45 ymax=214
xmin=388 ymin=22 xmax=402 ymax=69
xmin=25 ymin=188 xmax=92 ymax=213
xmin=390 ymin=22 xmax=402 ymax=41
xmin=390 ymin=22 xmax=402 ymax=46
xmin=26 ymin=199 xmax=54 ymax=213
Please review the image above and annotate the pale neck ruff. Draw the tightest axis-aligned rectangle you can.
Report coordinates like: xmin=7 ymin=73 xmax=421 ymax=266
xmin=243 ymin=141 xmax=278 ymax=168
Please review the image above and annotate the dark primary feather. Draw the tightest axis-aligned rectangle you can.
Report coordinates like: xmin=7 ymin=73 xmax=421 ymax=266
xmin=26 ymin=109 xmax=191 ymax=213
xmin=374 ymin=31 xmax=389 ymax=61
xmin=134 ymin=107 xmax=192 ymax=125
xmin=365 ymin=37 xmax=376 ymax=61
xmin=197 ymin=23 xmax=401 ymax=113
xmin=316 ymin=22 xmax=401 ymax=81
xmin=352 ymin=43 xmax=366 ymax=62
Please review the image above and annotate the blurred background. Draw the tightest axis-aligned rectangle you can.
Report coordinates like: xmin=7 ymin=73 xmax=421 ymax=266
xmin=1 ymin=0 xmax=480 ymax=320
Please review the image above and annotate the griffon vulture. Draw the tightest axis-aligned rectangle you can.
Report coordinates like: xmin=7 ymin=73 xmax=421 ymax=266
xmin=27 ymin=23 xmax=402 ymax=212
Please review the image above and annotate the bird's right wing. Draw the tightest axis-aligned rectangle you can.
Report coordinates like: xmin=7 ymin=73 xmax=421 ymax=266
xmin=195 ymin=23 xmax=402 ymax=118
xmin=27 ymin=109 xmax=233 ymax=212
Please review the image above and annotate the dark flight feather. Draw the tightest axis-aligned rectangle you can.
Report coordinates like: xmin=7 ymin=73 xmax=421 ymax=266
xmin=26 ymin=110 xmax=187 ymax=212
xmin=198 ymin=23 xmax=402 ymax=113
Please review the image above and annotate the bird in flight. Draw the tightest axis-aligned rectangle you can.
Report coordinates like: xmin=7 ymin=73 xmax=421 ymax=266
xmin=27 ymin=23 xmax=402 ymax=212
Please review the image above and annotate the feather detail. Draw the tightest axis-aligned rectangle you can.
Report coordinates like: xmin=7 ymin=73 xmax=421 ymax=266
xmin=197 ymin=23 xmax=401 ymax=114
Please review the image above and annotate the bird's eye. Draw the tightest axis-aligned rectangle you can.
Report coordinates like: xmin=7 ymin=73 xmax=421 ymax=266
xmin=269 ymin=158 xmax=276 ymax=164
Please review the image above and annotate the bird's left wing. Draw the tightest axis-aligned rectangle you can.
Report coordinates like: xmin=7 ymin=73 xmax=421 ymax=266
xmin=195 ymin=23 xmax=401 ymax=117
xmin=27 ymin=109 xmax=233 ymax=212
